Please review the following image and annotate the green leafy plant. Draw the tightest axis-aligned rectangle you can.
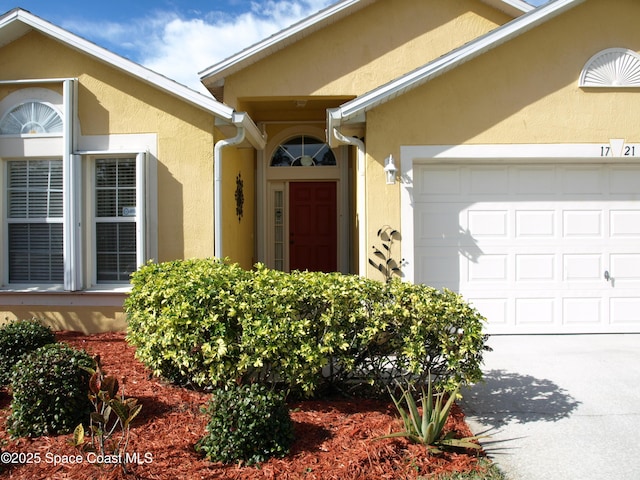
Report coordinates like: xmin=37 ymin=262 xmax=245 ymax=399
xmin=368 ymin=226 xmax=404 ymax=283
xmin=70 ymin=355 xmax=142 ymax=474
xmin=126 ymin=259 xmax=489 ymax=397
xmin=195 ymin=383 xmax=294 ymax=465
xmin=7 ymin=343 xmax=93 ymax=438
xmin=0 ymin=319 xmax=56 ymax=386
xmin=381 ymin=378 xmax=481 ymax=453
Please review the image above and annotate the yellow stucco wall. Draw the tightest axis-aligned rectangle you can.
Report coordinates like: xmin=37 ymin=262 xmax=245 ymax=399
xmin=221 ymin=0 xmax=508 ymax=105
xmin=221 ymin=147 xmax=256 ymax=268
xmin=0 ymin=31 xmax=222 ymax=332
xmin=365 ymin=0 xmax=640 ymax=277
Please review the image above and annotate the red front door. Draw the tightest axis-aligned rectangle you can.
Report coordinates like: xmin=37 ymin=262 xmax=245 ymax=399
xmin=289 ymin=182 xmax=337 ymax=272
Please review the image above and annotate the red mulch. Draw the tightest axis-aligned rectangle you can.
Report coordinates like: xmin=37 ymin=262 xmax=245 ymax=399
xmin=0 ymin=332 xmax=488 ymax=479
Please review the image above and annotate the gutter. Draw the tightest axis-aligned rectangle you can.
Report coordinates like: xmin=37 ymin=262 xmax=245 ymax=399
xmin=214 ymin=111 xmax=267 ymax=259
xmin=327 ymin=108 xmax=367 ymax=276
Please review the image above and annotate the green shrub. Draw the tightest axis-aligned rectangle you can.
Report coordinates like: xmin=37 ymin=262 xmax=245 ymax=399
xmin=125 ymin=258 xmax=250 ymax=387
xmin=0 ymin=319 xmax=56 ymax=386
xmin=7 ymin=343 xmax=94 ymax=438
xmin=125 ymin=259 xmax=489 ymax=396
xmin=373 ymin=280 xmax=489 ymax=391
xmin=195 ymin=383 xmax=294 ymax=465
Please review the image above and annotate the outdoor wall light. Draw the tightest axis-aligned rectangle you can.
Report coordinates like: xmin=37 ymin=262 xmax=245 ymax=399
xmin=384 ymin=154 xmax=398 ymax=185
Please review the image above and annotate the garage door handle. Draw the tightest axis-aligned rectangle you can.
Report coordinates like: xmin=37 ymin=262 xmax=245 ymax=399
xmin=604 ymin=270 xmax=610 ymax=281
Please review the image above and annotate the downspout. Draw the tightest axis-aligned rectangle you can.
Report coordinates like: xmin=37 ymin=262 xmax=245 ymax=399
xmin=327 ymin=108 xmax=367 ymax=276
xmin=214 ymin=116 xmax=245 ymax=260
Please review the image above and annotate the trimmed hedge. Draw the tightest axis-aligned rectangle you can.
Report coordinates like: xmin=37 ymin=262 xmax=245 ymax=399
xmin=0 ymin=319 xmax=56 ymax=387
xmin=195 ymin=383 xmax=294 ymax=465
xmin=125 ymin=259 xmax=488 ymax=396
xmin=7 ymin=343 xmax=94 ymax=438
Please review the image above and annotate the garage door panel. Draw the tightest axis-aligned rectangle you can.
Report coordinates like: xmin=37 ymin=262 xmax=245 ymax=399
xmin=515 ymin=298 xmax=555 ymax=325
xmin=610 ymin=210 xmax=640 ymax=236
xmin=516 ymin=254 xmax=555 ymax=281
xmin=468 ymin=210 xmax=508 ymax=237
xmin=610 ymin=298 xmax=640 ymax=323
xmin=610 ymin=254 xmax=640 ymax=281
xmin=468 ymin=254 xmax=508 ymax=281
xmin=563 ymin=210 xmax=603 ymax=237
xmin=562 ymin=166 xmax=604 ymax=194
xmin=516 ymin=210 xmax=555 ymax=237
xmin=563 ymin=297 xmax=603 ymax=324
xmin=416 ymin=250 xmax=460 ymax=289
xmin=513 ymin=167 xmax=558 ymax=195
xmin=468 ymin=298 xmax=508 ymax=326
xmin=415 ymin=166 xmax=461 ymax=197
xmin=469 ymin=167 xmax=509 ymax=194
xmin=563 ymin=254 xmax=602 ymax=281
xmin=416 ymin=205 xmax=464 ymax=239
xmin=413 ymin=163 xmax=640 ymax=333
xmin=610 ymin=167 xmax=640 ymax=194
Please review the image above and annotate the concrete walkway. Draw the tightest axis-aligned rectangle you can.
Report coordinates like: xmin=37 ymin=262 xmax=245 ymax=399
xmin=460 ymin=334 xmax=640 ymax=480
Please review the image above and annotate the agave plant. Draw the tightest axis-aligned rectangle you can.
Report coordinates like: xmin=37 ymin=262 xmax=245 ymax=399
xmin=382 ymin=377 xmax=482 ymax=453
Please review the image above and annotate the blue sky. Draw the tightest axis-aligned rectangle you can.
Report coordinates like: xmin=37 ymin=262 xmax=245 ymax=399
xmin=2 ymin=1 xmax=549 ymax=94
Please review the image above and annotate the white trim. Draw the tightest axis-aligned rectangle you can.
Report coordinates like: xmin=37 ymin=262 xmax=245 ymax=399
xmin=481 ymin=0 xmax=533 ymax=16
xmin=400 ymin=150 xmax=415 ymax=283
xmin=63 ymin=79 xmax=82 ymax=291
xmin=77 ymin=133 xmax=158 ymax=154
xmin=136 ymin=152 xmax=147 ymax=268
xmin=0 ymin=137 xmax=63 ymax=157
xmin=401 ymin=142 xmax=640 ymax=160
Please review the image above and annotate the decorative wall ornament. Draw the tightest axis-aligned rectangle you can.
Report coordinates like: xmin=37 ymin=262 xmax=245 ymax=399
xmin=235 ymin=173 xmax=244 ymax=222
xmin=579 ymin=48 xmax=640 ymax=87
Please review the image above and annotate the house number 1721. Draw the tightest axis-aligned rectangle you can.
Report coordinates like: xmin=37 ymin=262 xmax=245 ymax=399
xmin=600 ymin=145 xmax=637 ymax=156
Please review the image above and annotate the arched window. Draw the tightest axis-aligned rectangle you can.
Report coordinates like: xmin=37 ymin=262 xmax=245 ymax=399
xmin=270 ymin=135 xmax=336 ymax=167
xmin=0 ymin=101 xmax=63 ymax=135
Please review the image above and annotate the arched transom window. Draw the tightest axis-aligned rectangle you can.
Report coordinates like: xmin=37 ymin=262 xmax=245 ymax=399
xmin=0 ymin=101 xmax=63 ymax=135
xmin=271 ymin=135 xmax=336 ymax=167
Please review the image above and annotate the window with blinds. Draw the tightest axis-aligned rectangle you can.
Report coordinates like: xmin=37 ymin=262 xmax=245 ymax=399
xmin=7 ymin=159 xmax=64 ymax=283
xmin=95 ymin=158 xmax=137 ymax=283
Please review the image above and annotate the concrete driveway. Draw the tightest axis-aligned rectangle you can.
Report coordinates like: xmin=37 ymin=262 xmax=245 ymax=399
xmin=460 ymin=334 xmax=640 ymax=480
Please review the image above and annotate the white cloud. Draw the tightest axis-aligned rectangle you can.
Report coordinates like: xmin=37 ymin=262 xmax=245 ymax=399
xmin=68 ymin=1 xmax=333 ymax=95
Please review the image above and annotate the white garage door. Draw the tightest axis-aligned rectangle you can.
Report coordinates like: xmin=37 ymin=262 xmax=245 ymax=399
xmin=413 ymin=163 xmax=640 ymax=334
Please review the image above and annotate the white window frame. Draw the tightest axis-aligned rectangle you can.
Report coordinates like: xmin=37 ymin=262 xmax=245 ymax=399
xmin=0 ymin=83 xmax=156 ymax=292
xmin=86 ymin=153 xmax=147 ymax=288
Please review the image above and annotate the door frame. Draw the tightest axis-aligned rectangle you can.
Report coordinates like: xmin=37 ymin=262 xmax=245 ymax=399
xmin=257 ymin=125 xmax=349 ymax=272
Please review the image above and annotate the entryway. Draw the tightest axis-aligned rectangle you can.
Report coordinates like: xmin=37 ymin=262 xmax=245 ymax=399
xmin=259 ymin=128 xmax=349 ymax=273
